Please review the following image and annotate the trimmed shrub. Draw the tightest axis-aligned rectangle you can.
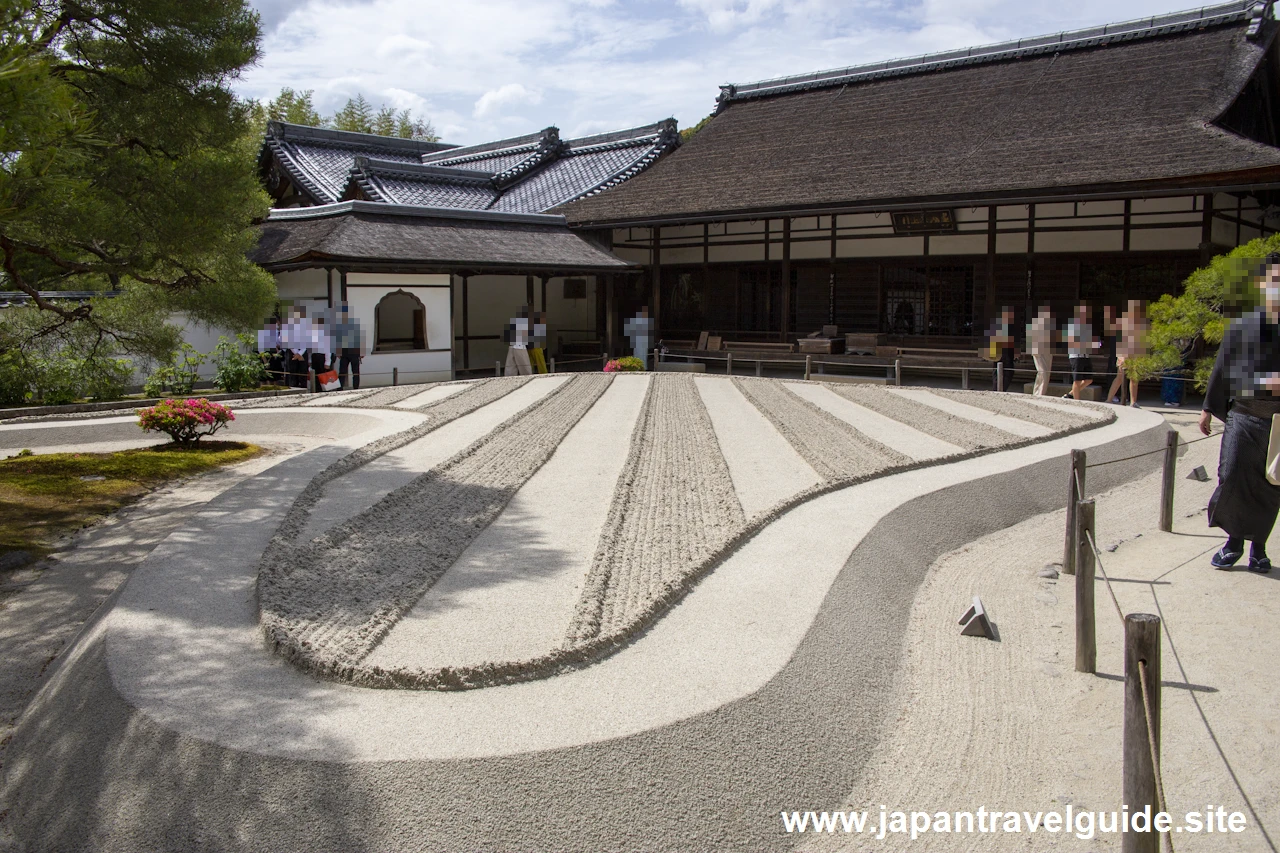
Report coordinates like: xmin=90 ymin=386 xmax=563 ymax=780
xmin=604 ymin=356 xmax=646 ymax=373
xmin=138 ymin=398 xmax=235 ymax=444
xmin=144 ymin=343 xmax=205 ymax=398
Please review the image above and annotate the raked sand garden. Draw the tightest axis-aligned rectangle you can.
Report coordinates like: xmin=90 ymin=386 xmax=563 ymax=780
xmin=0 ymin=373 xmax=1185 ymax=851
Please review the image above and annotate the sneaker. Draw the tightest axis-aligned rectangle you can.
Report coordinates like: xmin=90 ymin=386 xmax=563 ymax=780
xmin=1164 ymin=401 xmax=1180 ymax=407
xmin=1249 ymin=556 xmax=1272 ymax=574
xmin=1211 ymin=542 xmax=1244 ymax=569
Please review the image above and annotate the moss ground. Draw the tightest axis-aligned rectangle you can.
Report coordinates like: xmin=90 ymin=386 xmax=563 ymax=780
xmin=0 ymin=441 xmax=264 ymax=563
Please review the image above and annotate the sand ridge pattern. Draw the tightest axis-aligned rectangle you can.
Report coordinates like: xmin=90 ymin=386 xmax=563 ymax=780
xmin=566 ymin=375 xmax=746 ymax=646
xmin=928 ymin=388 xmax=1098 ymax=431
xmin=266 ymin=377 xmax=534 ymax=547
xmin=826 ymin=384 xmax=1019 ymax=449
xmin=730 ymin=377 xmax=910 ymax=479
xmin=258 ymin=374 xmax=611 ymax=678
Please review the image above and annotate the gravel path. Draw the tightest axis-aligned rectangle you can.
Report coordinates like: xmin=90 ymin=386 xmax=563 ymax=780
xmin=827 ymin=384 xmax=1020 ymax=450
xmin=340 ymin=383 xmax=444 ymax=409
xmin=567 ymin=374 xmax=746 ymax=646
xmin=733 ymin=378 xmax=909 ymax=479
xmin=392 ymin=383 xmax=468 ymax=409
xmin=258 ymin=374 xmax=612 ymax=680
xmin=928 ymin=388 xmax=1096 ymax=432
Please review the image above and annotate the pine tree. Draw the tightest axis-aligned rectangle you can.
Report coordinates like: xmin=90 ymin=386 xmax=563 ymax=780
xmin=0 ymin=0 xmax=276 ymax=364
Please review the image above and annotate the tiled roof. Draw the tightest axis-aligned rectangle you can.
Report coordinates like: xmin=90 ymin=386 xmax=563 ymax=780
xmin=558 ymin=1 xmax=1280 ymax=225
xmin=261 ymin=121 xmax=678 ymax=213
xmin=250 ymin=201 xmax=633 ymax=272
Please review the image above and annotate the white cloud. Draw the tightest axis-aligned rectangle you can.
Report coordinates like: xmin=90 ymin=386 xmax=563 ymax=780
xmin=243 ymin=0 xmax=1202 ymax=145
xmin=473 ymin=83 xmax=543 ymax=119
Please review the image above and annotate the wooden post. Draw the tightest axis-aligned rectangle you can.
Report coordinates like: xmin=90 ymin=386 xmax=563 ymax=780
xmin=805 ymin=355 xmax=812 ymax=381
xmin=996 ymin=361 xmax=1004 ymax=392
xmin=549 ymin=357 xmax=556 ymax=374
xmin=1064 ymin=449 xmax=1086 ymax=575
xmin=496 ymin=360 xmax=502 ymax=377
xmin=755 ymin=359 xmax=762 ymax=377
xmin=894 ymin=358 xmax=902 ymax=386
xmin=1123 ymin=613 xmax=1162 ymax=853
xmin=392 ymin=367 xmax=399 ymax=386
xmin=308 ymin=369 xmax=316 ymax=393
xmin=1159 ymin=430 xmax=1178 ymax=532
xmin=1075 ymin=499 xmax=1097 ymax=673
xmin=727 ymin=352 xmax=733 ymax=375
xmin=962 ymin=367 xmax=969 ymax=390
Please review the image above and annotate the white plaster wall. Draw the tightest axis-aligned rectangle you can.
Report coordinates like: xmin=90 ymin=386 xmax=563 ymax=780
xmin=345 ymin=282 xmax=451 ymax=355
xmin=1131 ymin=196 xmax=1196 ymax=214
xmin=927 ymin=234 xmax=986 ymax=255
xmin=361 ymin=350 xmax=452 ymax=386
xmin=790 ymin=240 xmax=832 ymax=260
xmin=1034 ymin=230 xmax=1124 ymax=253
xmin=708 ymin=244 xmax=765 ymax=262
xmin=954 ymin=207 xmax=989 ymax=223
xmin=1213 ymin=217 xmax=1239 ymax=246
xmin=996 ymin=232 xmax=1029 ymax=253
xmin=612 ymin=247 xmax=650 ymax=264
xmin=663 ymin=247 xmax=702 ymax=264
xmin=837 ymin=236 xmax=924 ymax=257
xmin=1129 ymin=227 xmax=1202 ymax=252
xmin=274 ymin=269 xmax=329 ymax=300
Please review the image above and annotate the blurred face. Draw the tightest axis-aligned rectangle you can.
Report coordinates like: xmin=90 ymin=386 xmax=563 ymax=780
xmin=1264 ymin=264 xmax=1280 ymax=315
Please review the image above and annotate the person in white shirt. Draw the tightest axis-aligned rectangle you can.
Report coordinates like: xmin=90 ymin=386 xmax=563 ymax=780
xmin=1027 ymin=305 xmax=1055 ymax=396
xmin=1063 ymin=303 xmax=1098 ymax=400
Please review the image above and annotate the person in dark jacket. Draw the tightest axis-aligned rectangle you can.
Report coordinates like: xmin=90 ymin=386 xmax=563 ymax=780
xmin=1198 ymin=253 xmax=1280 ymax=573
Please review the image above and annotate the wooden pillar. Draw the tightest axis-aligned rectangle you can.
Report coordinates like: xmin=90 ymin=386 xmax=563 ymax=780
xmin=540 ymin=275 xmax=548 ymax=314
xmin=651 ymin=226 xmax=662 ymax=332
xmin=984 ymin=206 xmax=997 ymax=322
xmin=781 ymin=217 xmax=792 ymax=340
xmin=1123 ymin=614 xmax=1162 ymax=853
xmin=1123 ymin=199 xmax=1133 ymax=253
xmin=1026 ymin=203 xmax=1036 ymax=321
xmin=1200 ymin=193 xmax=1215 ymax=264
xmin=1236 ymin=195 xmax=1243 ymax=245
xmin=605 ymin=273 xmax=616 ymax=356
xmin=461 ymin=274 xmax=470 ymax=369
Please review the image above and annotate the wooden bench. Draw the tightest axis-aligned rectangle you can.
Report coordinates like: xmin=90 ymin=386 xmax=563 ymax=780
xmin=721 ymin=341 xmax=795 ymax=354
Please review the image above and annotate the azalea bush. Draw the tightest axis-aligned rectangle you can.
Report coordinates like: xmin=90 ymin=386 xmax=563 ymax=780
xmin=604 ymin=356 xmax=646 ymax=373
xmin=137 ymin=398 xmax=234 ymax=445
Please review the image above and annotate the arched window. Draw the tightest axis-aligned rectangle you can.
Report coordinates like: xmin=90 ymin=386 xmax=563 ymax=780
xmin=375 ymin=290 xmax=426 ymax=352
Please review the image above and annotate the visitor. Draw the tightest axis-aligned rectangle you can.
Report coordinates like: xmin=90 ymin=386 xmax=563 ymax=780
xmin=1107 ymin=300 xmax=1148 ymax=407
xmin=987 ymin=306 xmax=1017 ymax=392
xmin=1099 ymin=305 xmax=1119 ymax=402
xmin=624 ymin=307 xmax=656 ymax=370
xmin=332 ymin=306 xmax=364 ymax=390
xmin=1064 ymin=303 xmax=1098 ymax=400
xmin=1198 ymin=252 xmax=1280 ymax=573
xmin=504 ymin=306 xmax=536 ymax=376
xmin=1027 ymin=305 xmax=1055 ymax=396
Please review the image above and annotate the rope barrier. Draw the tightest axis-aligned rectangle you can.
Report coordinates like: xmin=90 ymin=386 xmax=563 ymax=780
xmin=1083 ymin=530 xmax=1127 ymax=626
xmin=1139 ymin=659 xmax=1175 ymax=853
xmin=1084 ymin=431 xmax=1218 ymax=469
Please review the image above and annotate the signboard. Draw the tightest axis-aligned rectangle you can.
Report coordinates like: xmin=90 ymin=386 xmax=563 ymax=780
xmin=891 ymin=210 xmax=957 ymax=235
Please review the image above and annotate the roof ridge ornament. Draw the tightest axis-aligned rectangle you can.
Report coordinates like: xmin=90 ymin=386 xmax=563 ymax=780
xmin=489 ymin=126 xmax=568 ymax=191
xmin=1246 ymin=0 xmax=1273 ymax=37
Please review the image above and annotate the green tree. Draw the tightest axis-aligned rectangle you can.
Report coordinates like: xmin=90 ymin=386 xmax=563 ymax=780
xmin=331 ymin=93 xmax=374 ymax=133
xmin=679 ymin=114 xmax=711 ymax=142
xmin=0 ymin=0 xmax=276 ymax=369
xmin=1126 ymin=236 xmax=1274 ymax=389
xmin=268 ymin=87 xmax=323 ymax=126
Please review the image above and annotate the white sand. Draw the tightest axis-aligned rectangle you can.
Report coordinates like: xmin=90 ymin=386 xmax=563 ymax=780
xmin=695 ymin=375 xmax=820 ymax=517
xmin=365 ymin=375 xmax=651 ymax=671
xmin=785 ymin=382 xmax=963 ymax=461
xmin=390 ymin=383 xmax=468 ymax=409
xmin=300 ymin=376 xmax=568 ymax=540
xmin=888 ymin=387 xmax=1054 ymax=438
xmin=803 ymin=418 xmax=1277 ymax=853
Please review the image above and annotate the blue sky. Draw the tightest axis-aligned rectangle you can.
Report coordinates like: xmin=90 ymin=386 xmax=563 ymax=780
xmin=241 ymin=0 xmax=1192 ymax=145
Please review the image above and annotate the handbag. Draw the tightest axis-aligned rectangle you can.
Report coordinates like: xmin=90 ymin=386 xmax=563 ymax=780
xmin=1268 ymin=415 xmax=1280 ymax=486
xmin=316 ymin=369 xmax=341 ymax=392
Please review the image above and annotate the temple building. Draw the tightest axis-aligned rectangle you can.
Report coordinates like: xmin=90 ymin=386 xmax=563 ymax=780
xmin=559 ymin=0 xmax=1280 ymax=355
xmin=252 ymin=0 xmax=1280 ymax=379
xmin=252 ymin=120 xmax=678 ymax=382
